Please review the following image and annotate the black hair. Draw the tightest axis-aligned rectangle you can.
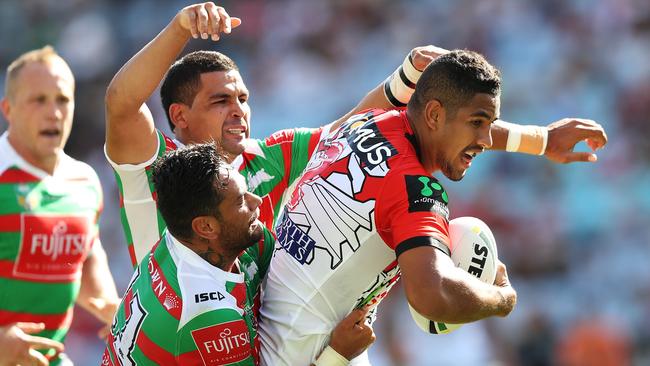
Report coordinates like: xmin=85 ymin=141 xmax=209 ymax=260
xmin=408 ymin=50 xmax=501 ymax=118
xmin=151 ymin=143 xmax=229 ymax=239
xmin=160 ymin=51 xmax=238 ymax=132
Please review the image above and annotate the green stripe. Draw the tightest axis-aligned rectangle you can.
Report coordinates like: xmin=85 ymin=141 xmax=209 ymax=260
xmin=0 ymin=277 xmax=79 ymax=313
xmin=130 ymin=345 xmax=160 ymax=366
xmin=0 ymin=182 xmax=36 ymax=214
xmin=0 ymin=232 xmax=20 ymax=260
xmin=287 ymin=128 xmax=317 ymax=185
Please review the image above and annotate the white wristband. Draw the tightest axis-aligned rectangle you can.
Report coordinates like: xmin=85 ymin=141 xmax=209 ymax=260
xmin=505 ymin=125 xmax=522 ymax=152
xmin=538 ymin=127 xmax=548 ymax=155
xmin=313 ymin=346 xmax=349 ymax=366
xmin=383 ymin=53 xmax=423 ymax=107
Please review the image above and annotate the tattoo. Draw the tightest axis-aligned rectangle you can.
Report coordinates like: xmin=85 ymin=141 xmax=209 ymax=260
xmin=199 ymin=248 xmax=226 ymax=269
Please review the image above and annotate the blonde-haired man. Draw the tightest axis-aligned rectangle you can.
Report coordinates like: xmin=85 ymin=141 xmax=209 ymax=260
xmin=0 ymin=46 xmax=119 ymax=366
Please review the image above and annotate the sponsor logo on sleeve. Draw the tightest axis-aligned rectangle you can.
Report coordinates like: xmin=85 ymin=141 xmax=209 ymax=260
xmin=191 ymin=319 xmax=251 ymax=365
xmin=14 ymin=214 xmax=93 ymax=281
xmin=404 ymin=175 xmax=449 ymax=218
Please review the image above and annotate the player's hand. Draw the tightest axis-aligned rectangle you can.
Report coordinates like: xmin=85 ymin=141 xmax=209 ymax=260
xmin=87 ymin=297 xmax=121 ymax=339
xmin=0 ymin=322 xmax=64 ymax=366
xmin=327 ymin=306 xmax=376 ymax=360
xmin=494 ymin=260 xmax=517 ymax=317
xmin=410 ymin=45 xmax=450 ymax=71
xmin=545 ymin=118 xmax=608 ymax=164
xmin=175 ymin=2 xmax=242 ymax=41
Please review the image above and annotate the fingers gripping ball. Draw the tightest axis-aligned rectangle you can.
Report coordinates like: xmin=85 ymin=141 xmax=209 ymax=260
xmin=409 ymin=216 xmax=499 ymax=334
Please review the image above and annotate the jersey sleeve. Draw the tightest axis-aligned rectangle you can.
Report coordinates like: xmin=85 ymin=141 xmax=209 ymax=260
xmin=104 ymin=130 xmax=176 ymax=267
xmin=376 ymin=169 xmax=451 ymax=257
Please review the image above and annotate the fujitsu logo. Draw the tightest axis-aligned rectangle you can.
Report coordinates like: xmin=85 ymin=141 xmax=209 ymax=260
xmin=203 ymin=327 xmax=250 ymax=354
xmin=30 ymin=221 xmax=87 ymax=261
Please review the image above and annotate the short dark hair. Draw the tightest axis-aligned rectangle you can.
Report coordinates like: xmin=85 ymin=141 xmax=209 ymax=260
xmin=408 ymin=50 xmax=501 ymax=118
xmin=151 ymin=143 xmax=229 ymax=239
xmin=160 ymin=51 xmax=238 ymax=132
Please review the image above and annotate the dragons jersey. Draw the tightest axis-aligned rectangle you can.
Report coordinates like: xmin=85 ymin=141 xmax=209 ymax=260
xmin=259 ymin=109 xmax=452 ymax=366
xmin=106 ymin=127 xmax=324 ymax=267
xmin=0 ymin=132 xmax=103 ymax=365
xmin=102 ymin=227 xmax=275 ymax=366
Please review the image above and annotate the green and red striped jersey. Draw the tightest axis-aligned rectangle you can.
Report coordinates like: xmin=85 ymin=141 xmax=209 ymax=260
xmin=0 ymin=132 xmax=103 ymax=365
xmin=106 ymin=127 xmax=324 ymax=267
xmin=101 ymin=227 xmax=274 ymax=366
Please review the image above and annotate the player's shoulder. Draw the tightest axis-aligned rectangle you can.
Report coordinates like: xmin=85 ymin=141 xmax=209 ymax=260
xmin=59 ymin=154 xmax=102 ymax=185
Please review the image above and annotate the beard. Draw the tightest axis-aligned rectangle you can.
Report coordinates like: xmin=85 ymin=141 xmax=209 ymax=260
xmin=220 ymin=220 xmax=264 ymax=252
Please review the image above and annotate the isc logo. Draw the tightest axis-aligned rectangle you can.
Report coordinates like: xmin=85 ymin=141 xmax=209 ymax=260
xmin=194 ymin=291 xmax=226 ymax=303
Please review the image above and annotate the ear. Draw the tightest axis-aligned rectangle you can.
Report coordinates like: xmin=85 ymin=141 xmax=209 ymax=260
xmin=169 ymin=103 xmax=189 ymax=130
xmin=0 ymin=98 xmax=11 ymax=124
xmin=423 ymin=99 xmax=445 ymax=130
xmin=191 ymin=216 xmax=221 ymax=241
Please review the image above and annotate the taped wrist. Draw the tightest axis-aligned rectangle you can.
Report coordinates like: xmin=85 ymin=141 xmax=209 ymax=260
xmin=383 ymin=53 xmax=422 ymax=107
xmin=313 ymin=346 xmax=349 ymax=366
xmin=503 ymin=122 xmax=548 ymax=155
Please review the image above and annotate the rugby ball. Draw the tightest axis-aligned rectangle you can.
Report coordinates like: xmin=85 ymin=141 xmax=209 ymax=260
xmin=408 ymin=216 xmax=499 ymax=334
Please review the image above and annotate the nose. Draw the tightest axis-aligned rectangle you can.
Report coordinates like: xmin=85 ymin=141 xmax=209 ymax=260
xmin=46 ymin=100 xmax=64 ymax=121
xmin=477 ymin=125 xmax=493 ymax=150
xmin=246 ymin=192 xmax=263 ymax=210
xmin=232 ymin=99 xmax=246 ymax=119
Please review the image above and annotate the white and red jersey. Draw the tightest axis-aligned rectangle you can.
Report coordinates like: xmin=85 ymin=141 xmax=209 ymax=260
xmin=259 ymin=109 xmax=452 ymax=365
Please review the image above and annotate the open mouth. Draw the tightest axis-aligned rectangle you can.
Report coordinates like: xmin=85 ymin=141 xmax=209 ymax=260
xmin=40 ymin=128 xmax=61 ymax=138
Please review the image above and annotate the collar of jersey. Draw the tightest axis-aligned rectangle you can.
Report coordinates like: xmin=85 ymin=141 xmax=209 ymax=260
xmin=165 ymin=230 xmax=245 ymax=284
xmin=0 ymin=131 xmax=67 ymax=179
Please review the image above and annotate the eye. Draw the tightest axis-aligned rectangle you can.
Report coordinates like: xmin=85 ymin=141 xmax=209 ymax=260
xmin=33 ymin=95 xmax=47 ymax=104
xmin=57 ymin=95 xmax=70 ymax=104
xmin=238 ymin=95 xmax=248 ymax=104
xmin=471 ymin=120 xmax=483 ymax=128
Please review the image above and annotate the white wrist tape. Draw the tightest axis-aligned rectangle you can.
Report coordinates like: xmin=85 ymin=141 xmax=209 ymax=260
xmin=503 ymin=122 xmax=548 ymax=155
xmin=383 ymin=53 xmax=423 ymax=107
xmin=314 ymin=346 xmax=349 ymax=366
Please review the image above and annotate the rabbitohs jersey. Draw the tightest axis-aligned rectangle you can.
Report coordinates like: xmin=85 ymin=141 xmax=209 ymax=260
xmin=259 ymin=109 xmax=452 ymax=366
xmin=0 ymin=132 xmax=103 ymax=365
xmin=106 ymin=127 xmax=324 ymax=267
xmin=102 ymin=228 xmax=274 ymax=366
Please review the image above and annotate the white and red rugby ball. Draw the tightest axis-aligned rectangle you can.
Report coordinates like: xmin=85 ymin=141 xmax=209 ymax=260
xmin=408 ymin=216 xmax=499 ymax=334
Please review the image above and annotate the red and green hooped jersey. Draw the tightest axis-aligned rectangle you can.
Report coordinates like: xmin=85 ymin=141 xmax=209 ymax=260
xmin=0 ymin=132 xmax=103 ymax=365
xmin=101 ymin=227 xmax=274 ymax=366
xmin=106 ymin=127 xmax=324 ymax=267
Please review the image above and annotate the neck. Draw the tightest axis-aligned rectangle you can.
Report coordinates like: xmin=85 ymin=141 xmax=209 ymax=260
xmin=8 ymin=134 xmax=59 ymax=175
xmin=405 ymin=109 xmax=437 ymax=174
xmin=180 ymin=237 xmax=240 ymax=272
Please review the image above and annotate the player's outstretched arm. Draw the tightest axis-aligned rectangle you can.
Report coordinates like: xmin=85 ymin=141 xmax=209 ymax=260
xmin=105 ymin=2 xmax=241 ymax=164
xmin=0 ymin=322 xmax=64 ymax=366
xmin=326 ymin=45 xmax=449 ymax=132
xmin=490 ymin=118 xmax=608 ymax=163
xmin=311 ymin=307 xmax=376 ymax=366
xmin=398 ymin=245 xmax=516 ymax=324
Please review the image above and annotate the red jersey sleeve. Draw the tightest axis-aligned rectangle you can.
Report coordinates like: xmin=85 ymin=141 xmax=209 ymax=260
xmin=376 ymin=168 xmax=452 ymax=257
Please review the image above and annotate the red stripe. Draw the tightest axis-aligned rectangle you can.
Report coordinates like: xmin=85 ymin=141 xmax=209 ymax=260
xmin=128 ymin=243 xmax=137 ymax=267
xmin=123 ymin=288 xmax=134 ymax=319
xmin=307 ymin=127 xmax=324 ymax=157
xmin=136 ymin=330 xmax=177 ymax=365
xmin=176 ymin=349 xmax=204 ymax=364
xmin=0 ymin=308 xmax=73 ymax=330
xmin=148 ymin=254 xmax=182 ymax=320
xmin=0 ymin=168 xmax=40 ymax=183
xmin=0 ymin=214 xmax=20 ymax=232
xmin=0 ymin=259 xmax=77 ymax=283
xmin=105 ymin=333 xmax=119 ymax=366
